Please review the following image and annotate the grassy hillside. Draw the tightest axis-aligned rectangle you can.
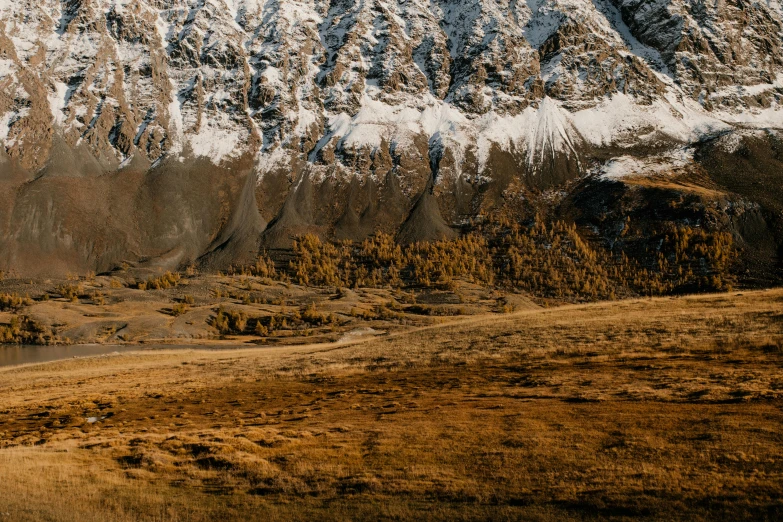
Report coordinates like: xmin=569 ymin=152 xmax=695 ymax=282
xmin=0 ymin=290 xmax=781 ymax=520
xmin=0 ymin=216 xmax=743 ymax=346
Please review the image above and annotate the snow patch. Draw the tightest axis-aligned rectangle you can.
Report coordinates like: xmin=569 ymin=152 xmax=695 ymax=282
xmin=600 ymin=148 xmax=693 ymax=180
xmin=339 ymin=327 xmax=385 ymax=342
xmin=256 ymin=145 xmax=290 ymax=178
xmin=48 ymin=81 xmax=70 ymax=127
xmin=156 ymin=10 xmax=178 ymax=46
xmin=716 ymin=132 xmax=744 ymax=154
xmin=717 ymin=104 xmax=783 ymax=128
xmin=167 ymin=80 xmax=185 ymax=153
xmin=475 ymin=97 xmax=579 ymax=170
xmin=522 ymin=0 xmax=566 ymax=49
xmin=188 ymin=120 xmax=246 ymax=164
xmin=294 ymin=105 xmax=319 ymax=135
xmin=0 ymin=58 xmax=15 ymax=79
xmin=709 ymin=73 xmax=783 ymax=101
xmin=328 ymin=93 xmax=468 ymax=152
xmin=0 ymin=111 xmax=13 ymax=143
xmin=572 ymin=93 xmax=730 ymax=147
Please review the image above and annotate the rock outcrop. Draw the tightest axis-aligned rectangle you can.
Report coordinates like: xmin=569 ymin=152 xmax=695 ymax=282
xmin=0 ymin=0 xmax=782 ymax=275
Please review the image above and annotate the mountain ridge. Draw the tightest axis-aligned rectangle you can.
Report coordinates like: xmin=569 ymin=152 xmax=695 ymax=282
xmin=2 ymin=0 xmax=782 ymax=172
xmin=0 ymin=0 xmax=782 ymax=279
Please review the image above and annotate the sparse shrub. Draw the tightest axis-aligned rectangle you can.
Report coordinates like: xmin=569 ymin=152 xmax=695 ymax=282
xmin=138 ymin=272 xmax=181 ymax=290
xmin=252 ymin=255 xmax=278 ymax=278
xmin=171 ymin=303 xmax=189 ymax=317
xmin=301 ymin=303 xmax=328 ymax=326
xmin=55 ymin=284 xmax=83 ymax=301
xmin=211 ymin=306 xmax=247 ymax=335
xmin=0 ymin=293 xmax=32 ymax=311
xmin=212 ymin=309 xmax=229 ymax=334
xmin=760 ymin=337 xmax=783 ymax=353
xmin=0 ymin=315 xmax=55 ymax=344
xmin=254 ymin=321 xmax=269 ymax=337
xmin=225 ymin=254 xmax=279 ymax=279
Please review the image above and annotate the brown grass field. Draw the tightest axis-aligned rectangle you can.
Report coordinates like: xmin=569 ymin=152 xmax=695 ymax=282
xmin=0 ymin=289 xmax=782 ymax=521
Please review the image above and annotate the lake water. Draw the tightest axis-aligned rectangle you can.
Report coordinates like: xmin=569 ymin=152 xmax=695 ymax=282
xmin=0 ymin=344 xmax=145 ymax=368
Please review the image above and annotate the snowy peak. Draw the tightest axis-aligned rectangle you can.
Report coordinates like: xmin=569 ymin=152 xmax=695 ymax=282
xmin=0 ymin=0 xmax=782 ymax=177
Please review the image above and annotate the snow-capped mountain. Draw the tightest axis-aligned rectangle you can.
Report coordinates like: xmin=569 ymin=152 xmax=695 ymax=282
xmin=0 ymin=0 xmax=782 ymax=276
xmin=2 ymin=0 xmax=782 ymax=171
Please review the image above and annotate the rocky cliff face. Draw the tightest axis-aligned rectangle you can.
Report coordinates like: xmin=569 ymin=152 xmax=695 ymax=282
xmin=0 ymin=0 xmax=782 ymax=276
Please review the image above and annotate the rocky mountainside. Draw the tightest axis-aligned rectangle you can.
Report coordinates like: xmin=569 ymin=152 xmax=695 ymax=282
xmin=0 ymin=0 xmax=782 ymax=279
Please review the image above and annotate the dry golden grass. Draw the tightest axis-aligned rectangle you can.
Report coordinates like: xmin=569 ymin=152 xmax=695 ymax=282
xmin=0 ymin=290 xmax=782 ymax=520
